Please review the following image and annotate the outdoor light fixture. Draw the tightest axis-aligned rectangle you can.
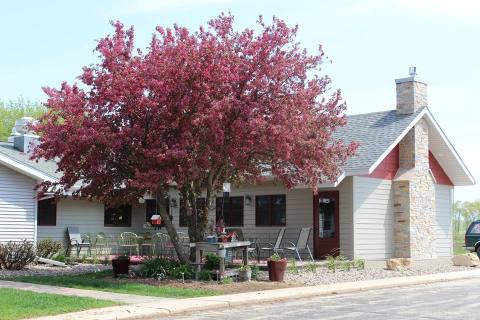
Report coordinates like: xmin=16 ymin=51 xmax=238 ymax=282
xmin=222 ymin=182 xmax=231 ymax=198
xmin=138 ymin=198 xmax=145 ymax=204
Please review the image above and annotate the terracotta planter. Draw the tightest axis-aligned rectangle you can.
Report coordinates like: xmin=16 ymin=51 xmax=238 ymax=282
xmin=112 ymin=256 xmax=130 ymax=277
xmin=267 ymin=259 xmax=287 ymax=282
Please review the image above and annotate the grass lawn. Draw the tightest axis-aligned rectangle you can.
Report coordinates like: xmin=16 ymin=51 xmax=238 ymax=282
xmin=0 ymin=287 xmax=116 ymax=320
xmin=7 ymin=270 xmax=219 ymax=298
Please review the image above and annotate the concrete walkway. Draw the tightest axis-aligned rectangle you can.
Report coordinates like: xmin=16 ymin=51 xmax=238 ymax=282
xmin=3 ymin=268 xmax=480 ymax=320
xmin=0 ymin=280 xmax=170 ymax=304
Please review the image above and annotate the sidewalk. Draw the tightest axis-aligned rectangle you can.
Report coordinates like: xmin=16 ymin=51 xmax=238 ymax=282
xmin=5 ymin=268 xmax=480 ymax=320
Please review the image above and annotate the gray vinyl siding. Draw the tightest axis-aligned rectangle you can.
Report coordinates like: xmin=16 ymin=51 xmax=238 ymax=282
xmin=169 ymin=178 xmax=355 ymax=259
xmin=0 ymin=165 xmax=37 ymax=243
xmin=435 ymin=185 xmax=453 ymax=257
xmin=353 ymin=176 xmax=394 ymax=260
xmin=37 ymin=198 xmax=146 ymax=247
xmin=338 ymin=177 xmax=354 ymax=259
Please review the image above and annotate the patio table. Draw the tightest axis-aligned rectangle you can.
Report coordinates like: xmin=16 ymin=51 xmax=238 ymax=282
xmin=190 ymin=241 xmax=251 ymax=279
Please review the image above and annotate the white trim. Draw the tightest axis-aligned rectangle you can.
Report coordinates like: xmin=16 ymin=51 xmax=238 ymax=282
xmin=34 ymin=195 xmax=38 ymax=244
xmin=0 ymin=153 xmax=56 ymax=182
xmin=424 ymin=109 xmax=475 ymax=185
xmin=366 ymin=107 xmax=475 ymax=185
xmin=368 ymin=108 xmax=427 ymax=175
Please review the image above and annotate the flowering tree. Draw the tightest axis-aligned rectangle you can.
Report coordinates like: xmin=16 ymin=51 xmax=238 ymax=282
xmin=32 ymin=14 xmax=357 ymax=263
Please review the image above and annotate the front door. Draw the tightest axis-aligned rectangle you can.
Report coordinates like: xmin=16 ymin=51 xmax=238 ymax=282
xmin=313 ymin=191 xmax=340 ymax=258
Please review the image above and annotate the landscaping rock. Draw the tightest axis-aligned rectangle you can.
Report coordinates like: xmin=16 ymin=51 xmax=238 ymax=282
xmin=452 ymin=253 xmax=480 ymax=267
xmin=386 ymin=258 xmax=411 ymax=271
xmin=0 ymin=263 xmax=111 ymax=278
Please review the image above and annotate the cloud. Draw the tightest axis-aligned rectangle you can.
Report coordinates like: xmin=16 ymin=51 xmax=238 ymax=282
xmin=119 ymin=0 xmax=233 ymax=15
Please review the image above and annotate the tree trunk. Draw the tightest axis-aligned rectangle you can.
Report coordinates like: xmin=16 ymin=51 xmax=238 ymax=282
xmin=156 ymin=186 xmax=189 ymax=264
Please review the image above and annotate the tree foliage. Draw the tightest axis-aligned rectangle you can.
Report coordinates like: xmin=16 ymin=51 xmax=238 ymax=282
xmin=0 ymin=98 xmax=45 ymax=141
xmin=32 ymin=15 xmax=357 ymax=263
xmin=453 ymin=200 xmax=480 ymax=234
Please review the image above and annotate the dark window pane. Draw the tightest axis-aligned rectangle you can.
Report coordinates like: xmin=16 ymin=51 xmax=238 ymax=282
xmin=104 ymin=205 xmax=132 ymax=227
xmin=37 ymin=198 xmax=56 ymax=226
xmin=180 ymin=198 xmax=205 ymax=227
xmin=146 ymin=200 xmax=157 ymax=222
xmin=255 ymin=195 xmax=286 ymax=226
xmin=216 ymin=196 xmax=244 ymax=227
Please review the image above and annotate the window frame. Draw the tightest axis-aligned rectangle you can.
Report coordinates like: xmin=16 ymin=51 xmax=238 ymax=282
xmin=255 ymin=194 xmax=286 ymax=227
xmin=37 ymin=198 xmax=57 ymax=226
xmin=104 ymin=204 xmax=132 ymax=227
xmin=216 ymin=196 xmax=244 ymax=227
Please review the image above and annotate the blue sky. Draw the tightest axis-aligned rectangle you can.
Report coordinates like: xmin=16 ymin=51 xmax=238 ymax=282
xmin=1 ymin=0 xmax=479 ymax=200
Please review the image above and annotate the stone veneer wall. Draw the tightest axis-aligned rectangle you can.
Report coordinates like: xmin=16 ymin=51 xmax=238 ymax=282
xmin=396 ymin=80 xmax=427 ymax=115
xmin=393 ymin=118 xmax=436 ymax=259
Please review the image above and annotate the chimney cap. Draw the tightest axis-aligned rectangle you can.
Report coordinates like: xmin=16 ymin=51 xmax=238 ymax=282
xmin=395 ymin=66 xmax=427 ymax=85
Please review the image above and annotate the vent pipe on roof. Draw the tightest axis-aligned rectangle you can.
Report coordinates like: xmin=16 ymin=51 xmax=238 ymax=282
xmin=395 ymin=67 xmax=428 ymax=115
xmin=8 ymin=117 xmax=40 ymax=153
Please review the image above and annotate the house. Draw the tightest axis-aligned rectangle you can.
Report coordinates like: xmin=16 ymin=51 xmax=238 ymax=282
xmin=0 ymin=69 xmax=474 ymax=261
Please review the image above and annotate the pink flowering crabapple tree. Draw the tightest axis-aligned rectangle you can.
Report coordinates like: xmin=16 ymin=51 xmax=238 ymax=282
xmin=32 ymin=14 xmax=357 ymax=263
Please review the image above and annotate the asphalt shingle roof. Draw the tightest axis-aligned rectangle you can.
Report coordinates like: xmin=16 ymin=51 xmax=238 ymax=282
xmin=334 ymin=108 xmax=423 ymax=172
xmin=0 ymin=108 xmax=423 ymax=180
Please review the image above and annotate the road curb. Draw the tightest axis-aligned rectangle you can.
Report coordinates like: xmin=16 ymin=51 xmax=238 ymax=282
xmin=30 ymin=269 xmax=480 ymax=320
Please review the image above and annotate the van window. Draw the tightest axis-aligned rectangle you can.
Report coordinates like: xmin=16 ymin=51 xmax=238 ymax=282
xmin=470 ymin=223 xmax=480 ymax=234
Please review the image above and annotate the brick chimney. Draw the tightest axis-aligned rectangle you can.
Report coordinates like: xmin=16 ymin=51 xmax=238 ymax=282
xmin=395 ymin=67 xmax=428 ymax=114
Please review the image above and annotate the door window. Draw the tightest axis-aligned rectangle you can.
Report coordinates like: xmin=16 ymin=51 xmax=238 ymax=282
xmin=318 ymin=197 xmax=335 ymax=238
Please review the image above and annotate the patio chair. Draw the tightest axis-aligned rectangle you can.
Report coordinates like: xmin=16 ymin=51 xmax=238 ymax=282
xmin=94 ymin=232 xmax=109 ymax=256
xmin=140 ymin=231 xmax=155 ymax=256
xmin=153 ymin=233 xmax=172 ymax=257
xmin=282 ymin=227 xmax=314 ymax=261
xmin=66 ymin=226 xmax=92 ymax=257
xmin=257 ymin=227 xmax=286 ymax=262
xmin=120 ymin=232 xmax=140 ymax=256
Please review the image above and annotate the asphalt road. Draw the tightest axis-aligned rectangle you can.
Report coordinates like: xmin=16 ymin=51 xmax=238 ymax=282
xmin=164 ymin=278 xmax=480 ymax=319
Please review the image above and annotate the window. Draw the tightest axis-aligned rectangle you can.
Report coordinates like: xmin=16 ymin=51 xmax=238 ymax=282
xmin=37 ymin=198 xmax=56 ymax=226
xmin=470 ymin=223 xmax=480 ymax=234
xmin=255 ymin=195 xmax=286 ymax=226
xmin=179 ymin=198 xmax=205 ymax=227
xmin=104 ymin=204 xmax=132 ymax=227
xmin=216 ymin=196 xmax=244 ymax=227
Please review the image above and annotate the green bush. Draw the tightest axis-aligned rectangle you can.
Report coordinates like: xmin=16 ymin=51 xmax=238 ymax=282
xmin=53 ymin=253 xmax=66 ymax=263
xmin=354 ymin=259 xmax=365 ymax=270
xmin=198 ymin=269 xmax=213 ymax=281
xmin=250 ymin=264 xmax=260 ymax=279
xmin=305 ymin=262 xmax=317 ymax=273
xmin=287 ymin=258 xmax=299 ymax=274
xmin=138 ymin=258 xmax=193 ymax=280
xmin=36 ymin=239 xmax=62 ymax=259
xmin=0 ymin=240 xmax=35 ymax=270
xmin=204 ymin=253 xmax=220 ymax=270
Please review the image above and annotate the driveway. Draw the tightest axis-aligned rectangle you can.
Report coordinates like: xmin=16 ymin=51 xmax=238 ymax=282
xmin=165 ymin=277 xmax=480 ymax=319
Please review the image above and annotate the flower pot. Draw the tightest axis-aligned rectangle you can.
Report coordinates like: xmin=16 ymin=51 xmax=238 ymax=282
xmin=238 ymin=269 xmax=251 ymax=282
xmin=267 ymin=259 xmax=287 ymax=282
xmin=112 ymin=256 xmax=130 ymax=277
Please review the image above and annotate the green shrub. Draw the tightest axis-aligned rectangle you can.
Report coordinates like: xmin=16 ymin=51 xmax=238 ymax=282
xmin=305 ymin=262 xmax=317 ymax=273
xmin=204 ymin=253 xmax=220 ymax=270
xmin=250 ymin=264 xmax=260 ymax=279
xmin=287 ymin=258 xmax=299 ymax=274
xmin=326 ymin=255 xmax=336 ymax=272
xmin=139 ymin=258 xmax=193 ymax=280
xmin=36 ymin=239 xmax=62 ymax=259
xmin=0 ymin=240 xmax=35 ymax=270
xmin=220 ymin=277 xmax=233 ymax=284
xmin=269 ymin=253 xmax=282 ymax=261
xmin=354 ymin=259 xmax=365 ymax=270
xmin=53 ymin=253 xmax=66 ymax=263
xmin=198 ymin=269 xmax=213 ymax=281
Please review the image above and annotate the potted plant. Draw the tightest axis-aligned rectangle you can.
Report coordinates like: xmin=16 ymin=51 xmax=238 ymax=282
xmin=238 ymin=265 xmax=251 ymax=282
xmin=267 ymin=253 xmax=287 ymax=282
xmin=111 ymin=255 xmax=130 ymax=277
